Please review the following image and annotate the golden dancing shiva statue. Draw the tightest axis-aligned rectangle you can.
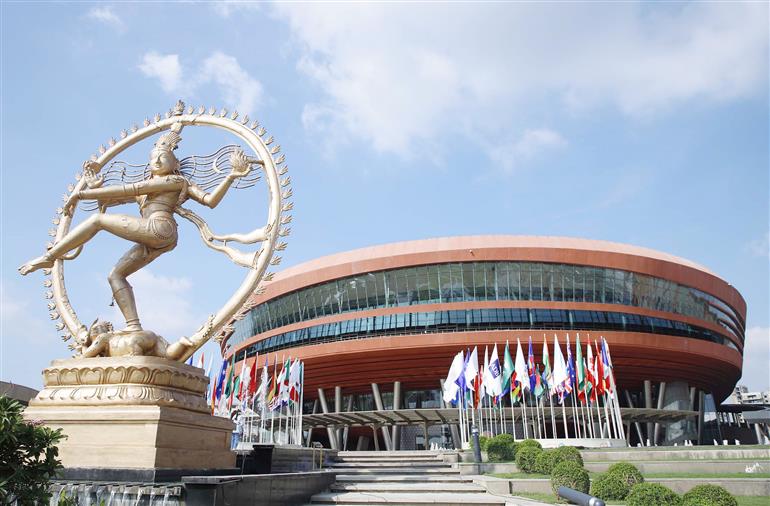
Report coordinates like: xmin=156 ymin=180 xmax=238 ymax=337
xmin=18 ymin=101 xmax=291 ymax=362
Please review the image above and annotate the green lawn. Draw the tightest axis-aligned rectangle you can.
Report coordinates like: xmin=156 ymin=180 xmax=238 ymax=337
xmin=492 ymin=471 xmax=770 ymax=479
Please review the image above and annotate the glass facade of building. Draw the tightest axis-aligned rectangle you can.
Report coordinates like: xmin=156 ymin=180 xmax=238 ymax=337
xmin=238 ymin=307 xmax=738 ymax=358
xmin=230 ymin=261 xmax=744 ymax=348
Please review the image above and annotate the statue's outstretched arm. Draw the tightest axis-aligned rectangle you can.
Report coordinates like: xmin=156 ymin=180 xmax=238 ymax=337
xmin=64 ymin=176 xmax=185 ymax=215
xmin=187 ymin=148 xmax=261 ymax=209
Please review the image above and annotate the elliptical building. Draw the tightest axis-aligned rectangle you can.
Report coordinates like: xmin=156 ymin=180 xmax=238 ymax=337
xmin=222 ymin=236 xmax=746 ymax=449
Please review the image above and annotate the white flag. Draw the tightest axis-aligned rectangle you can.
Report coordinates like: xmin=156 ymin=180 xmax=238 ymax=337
xmin=551 ymin=334 xmax=569 ymax=399
xmin=482 ymin=346 xmax=491 ymax=397
xmin=488 ymin=343 xmax=503 ymax=397
xmin=514 ymin=338 xmax=529 ymax=392
xmin=464 ymin=346 xmax=479 ymax=388
xmin=442 ymin=351 xmax=465 ymax=403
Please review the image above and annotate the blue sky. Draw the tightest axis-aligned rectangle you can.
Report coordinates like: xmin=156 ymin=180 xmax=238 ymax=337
xmin=1 ymin=2 xmax=768 ymax=392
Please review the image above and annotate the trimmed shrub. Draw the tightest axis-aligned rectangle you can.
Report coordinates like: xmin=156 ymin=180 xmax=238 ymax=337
xmin=626 ymin=483 xmax=681 ymax=506
xmin=515 ymin=445 xmax=542 ymax=473
xmin=590 ymin=472 xmax=630 ymax=501
xmin=551 ymin=460 xmax=590 ymax=495
xmin=534 ymin=446 xmax=584 ymax=475
xmin=553 ymin=446 xmax=583 ymax=467
xmin=476 ymin=435 xmax=491 ymax=453
xmin=607 ymin=462 xmax=643 ymax=488
xmin=486 ymin=434 xmax=517 ymax=462
xmin=517 ymin=438 xmax=543 ymax=451
xmin=681 ymin=485 xmax=738 ymax=506
xmin=534 ymin=449 xmax=559 ymax=474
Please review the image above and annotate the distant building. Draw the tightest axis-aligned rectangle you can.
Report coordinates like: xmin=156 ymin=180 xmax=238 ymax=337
xmin=0 ymin=381 xmax=39 ymax=406
xmin=223 ymin=236 xmax=747 ymax=449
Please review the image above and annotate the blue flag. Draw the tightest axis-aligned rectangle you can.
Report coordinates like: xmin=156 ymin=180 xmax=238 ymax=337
xmin=214 ymin=359 xmax=228 ymax=401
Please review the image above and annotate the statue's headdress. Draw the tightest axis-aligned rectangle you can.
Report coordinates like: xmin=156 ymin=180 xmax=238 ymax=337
xmin=154 ymin=122 xmax=184 ymax=153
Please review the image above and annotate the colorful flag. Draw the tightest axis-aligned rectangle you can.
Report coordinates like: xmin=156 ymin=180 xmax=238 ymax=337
xmin=542 ymin=335 xmax=552 ymax=391
xmin=566 ymin=335 xmax=576 ymax=400
xmin=196 ymin=352 xmax=205 ymax=370
xmin=501 ymin=341 xmax=514 ymax=396
xmin=488 ymin=343 xmax=503 ymax=397
xmin=576 ymin=335 xmax=586 ymax=403
xmin=464 ymin=346 xmax=479 ymax=394
xmin=442 ymin=351 xmax=465 ymax=403
xmin=514 ymin=338 xmax=529 ymax=392
xmin=212 ymin=358 xmax=227 ymax=412
xmin=551 ymin=335 xmax=569 ymax=402
xmin=601 ymin=338 xmax=614 ymax=398
xmin=587 ymin=343 xmax=597 ymax=402
xmin=248 ymin=354 xmax=259 ymax=400
xmin=534 ymin=364 xmax=544 ymax=398
xmin=594 ymin=340 xmax=606 ymax=397
xmin=289 ymin=359 xmax=302 ymax=403
xmin=266 ymin=355 xmax=278 ymax=409
xmin=527 ymin=337 xmax=537 ymax=392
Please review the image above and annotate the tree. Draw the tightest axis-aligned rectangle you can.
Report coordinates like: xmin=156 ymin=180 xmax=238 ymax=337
xmin=0 ymin=396 xmax=65 ymax=505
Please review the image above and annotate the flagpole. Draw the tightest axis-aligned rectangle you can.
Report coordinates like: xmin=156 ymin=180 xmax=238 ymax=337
xmin=604 ymin=339 xmax=626 ymax=443
xmin=548 ymin=392 xmax=556 ymax=440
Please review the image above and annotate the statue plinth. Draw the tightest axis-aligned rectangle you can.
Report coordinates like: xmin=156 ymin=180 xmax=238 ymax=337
xmin=25 ymin=357 xmax=235 ymax=475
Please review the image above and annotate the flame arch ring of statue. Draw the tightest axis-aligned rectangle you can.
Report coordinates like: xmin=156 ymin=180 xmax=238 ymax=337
xmin=47 ymin=109 xmax=289 ymax=363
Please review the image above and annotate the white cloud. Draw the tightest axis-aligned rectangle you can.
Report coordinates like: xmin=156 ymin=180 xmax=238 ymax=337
xmin=487 ymin=129 xmax=567 ymax=172
xmin=138 ymin=51 xmax=262 ymax=114
xmin=138 ymin=52 xmax=185 ymax=94
xmin=86 ymin=5 xmax=124 ymax=29
xmin=272 ymin=3 xmax=768 ymax=159
xmin=746 ymin=232 xmax=769 ymax=259
xmin=111 ymin=269 xmax=200 ymax=339
xmin=0 ymin=280 xmax=58 ymax=389
xmin=200 ymin=52 xmax=263 ymax=116
xmin=740 ymin=327 xmax=770 ymax=391
xmin=210 ymin=1 xmax=260 ymax=18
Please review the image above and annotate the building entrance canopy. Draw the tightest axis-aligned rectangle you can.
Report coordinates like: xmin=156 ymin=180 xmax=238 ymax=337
xmin=301 ymin=407 xmax=697 ymax=429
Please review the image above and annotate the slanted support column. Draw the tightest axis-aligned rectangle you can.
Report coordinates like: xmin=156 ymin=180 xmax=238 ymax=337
xmin=371 ymin=425 xmax=380 ymax=451
xmin=371 ymin=383 xmax=392 ymax=450
xmin=342 ymin=394 xmax=354 ymax=450
xmin=317 ymin=388 xmax=338 ymax=450
xmin=653 ymin=381 xmax=667 ymax=445
xmin=644 ymin=380 xmax=653 ymax=444
xmin=422 ymin=423 xmax=430 ymax=450
xmin=392 ymin=381 xmax=402 ymax=450
xmin=624 ymin=390 xmax=644 ymax=445
xmin=334 ymin=386 xmax=344 ymax=450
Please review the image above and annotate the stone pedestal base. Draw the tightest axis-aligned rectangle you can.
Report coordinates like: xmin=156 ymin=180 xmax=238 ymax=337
xmin=25 ymin=356 xmax=235 ymax=472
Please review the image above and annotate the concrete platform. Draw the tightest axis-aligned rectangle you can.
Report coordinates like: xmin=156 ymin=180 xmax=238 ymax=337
xmin=336 ymin=474 xmax=473 ymax=483
xmin=308 ymin=491 xmax=508 ymax=505
xmin=330 ymin=482 xmax=487 ymax=493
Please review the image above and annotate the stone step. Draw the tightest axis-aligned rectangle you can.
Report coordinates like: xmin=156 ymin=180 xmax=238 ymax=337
xmin=338 ymin=451 xmax=446 ymax=457
xmin=330 ymin=468 xmax=459 ymax=474
xmin=336 ymin=475 xmax=473 ymax=483
xmin=330 ymin=482 xmax=487 ymax=493
xmin=338 ymin=456 xmax=444 ymax=462
xmin=308 ymin=491 xmax=507 ymax=505
xmin=585 ymin=459 xmax=769 ymax=474
xmin=331 ymin=462 xmax=451 ymax=468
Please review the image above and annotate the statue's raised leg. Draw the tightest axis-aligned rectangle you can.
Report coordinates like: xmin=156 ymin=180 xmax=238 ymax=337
xmin=19 ymin=214 xmax=172 ymax=275
xmin=109 ymin=243 xmax=170 ymax=332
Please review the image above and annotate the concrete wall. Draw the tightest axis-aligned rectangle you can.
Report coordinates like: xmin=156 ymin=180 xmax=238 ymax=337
xmin=182 ymin=470 xmax=336 ymax=506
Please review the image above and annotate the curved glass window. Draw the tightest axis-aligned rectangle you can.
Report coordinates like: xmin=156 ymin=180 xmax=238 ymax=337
xmin=239 ymin=308 xmax=739 ymax=357
xmin=230 ymin=262 xmax=744 ymax=347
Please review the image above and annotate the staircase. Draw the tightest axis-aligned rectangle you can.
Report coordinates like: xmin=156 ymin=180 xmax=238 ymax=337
xmin=305 ymin=451 xmax=510 ymax=505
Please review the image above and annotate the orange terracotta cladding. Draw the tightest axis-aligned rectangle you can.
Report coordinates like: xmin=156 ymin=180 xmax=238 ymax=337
xmin=225 ymin=236 xmax=747 ymax=402
xmin=240 ymin=236 xmax=746 ymax=318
